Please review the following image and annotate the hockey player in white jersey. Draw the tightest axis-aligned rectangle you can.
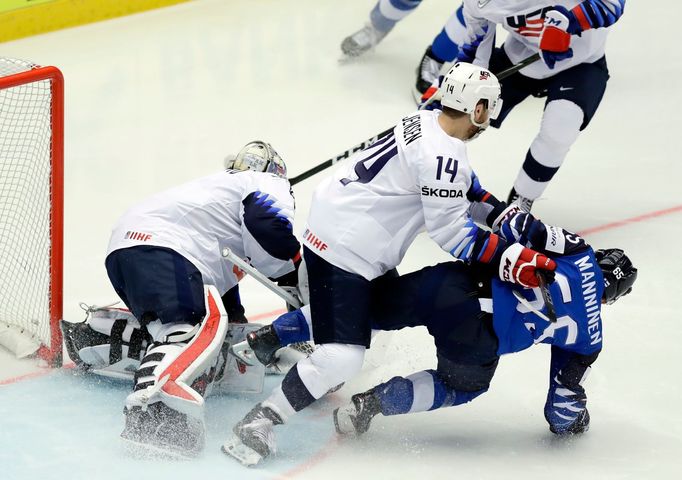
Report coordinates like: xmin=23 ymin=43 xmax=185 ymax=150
xmin=448 ymin=0 xmax=627 ymax=211
xmin=62 ymin=141 xmax=301 ymax=457
xmin=222 ymin=63 xmax=558 ymax=467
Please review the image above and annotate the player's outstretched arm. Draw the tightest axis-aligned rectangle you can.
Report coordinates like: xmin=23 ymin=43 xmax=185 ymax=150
xmin=545 ymin=346 xmax=600 ymax=435
xmin=497 ymin=212 xmax=589 ymax=257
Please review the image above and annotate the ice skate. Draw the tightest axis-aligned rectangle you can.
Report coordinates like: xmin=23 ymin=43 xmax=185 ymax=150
xmin=340 ymin=23 xmax=388 ymax=59
xmin=222 ymin=403 xmax=283 ymax=466
xmin=507 ymin=187 xmax=535 ymax=213
xmin=230 ymin=324 xmax=283 ymax=366
xmin=333 ymin=389 xmax=381 ymax=436
xmin=413 ymin=46 xmax=444 ymax=103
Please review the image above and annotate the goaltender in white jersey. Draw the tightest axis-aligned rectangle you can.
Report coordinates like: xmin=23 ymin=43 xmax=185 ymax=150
xmin=107 ymin=168 xmax=298 ymax=296
xmin=305 ymin=110 xmax=478 ymax=281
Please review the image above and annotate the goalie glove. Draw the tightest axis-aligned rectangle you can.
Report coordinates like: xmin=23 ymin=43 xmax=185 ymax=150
xmin=499 ymin=243 xmax=557 ymax=288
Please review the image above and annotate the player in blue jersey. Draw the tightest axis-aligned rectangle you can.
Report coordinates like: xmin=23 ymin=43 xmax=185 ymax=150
xmin=236 ymin=212 xmax=637 ymax=440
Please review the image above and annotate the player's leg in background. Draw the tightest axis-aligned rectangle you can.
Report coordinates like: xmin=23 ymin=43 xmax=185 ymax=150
xmin=341 ymin=0 xmax=423 ymax=58
xmin=414 ymin=4 xmax=466 ymax=101
xmin=224 ymin=247 xmax=371 ymax=466
xmin=221 ymin=284 xmax=248 ymax=324
xmin=510 ymin=57 xmax=610 ymax=211
xmin=105 ymin=246 xmax=229 ymax=457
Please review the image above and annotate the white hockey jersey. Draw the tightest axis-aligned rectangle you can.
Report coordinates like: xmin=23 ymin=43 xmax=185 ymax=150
xmin=303 ymin=110 xmax=483 ymax=281
xmin=461 ymin=0 xmax=616 ymax=79
xmin=107 ymin=170 xmax=299 ymax=295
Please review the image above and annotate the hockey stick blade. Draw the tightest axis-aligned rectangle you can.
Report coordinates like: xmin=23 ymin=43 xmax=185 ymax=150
xmin=288 ymin=53 xmax=540 ymax=186
xmin=536 ymin=271 xmax=557 ymax=323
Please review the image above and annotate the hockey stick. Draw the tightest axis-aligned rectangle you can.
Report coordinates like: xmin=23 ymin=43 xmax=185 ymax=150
xmin=511 ymin=271 xmax=557 ymax=323
xmin=288 ymin=53 xmax=541 ymax=186
xmin=536 ymin=270 xmax=557 ymax=322
xmin=221 ymin=248 xmax=302 ymax=309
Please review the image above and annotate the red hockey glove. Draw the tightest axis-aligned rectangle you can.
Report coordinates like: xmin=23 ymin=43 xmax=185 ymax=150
xmin=499 ymin=243 xmax=557 ymax=288
xmin=539 ymin=8 xmax=575 ymax=69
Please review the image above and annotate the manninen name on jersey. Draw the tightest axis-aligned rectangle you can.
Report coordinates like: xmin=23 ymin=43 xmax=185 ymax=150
xmin=421 ymin=186 xmax=464 ymax=198
xmin=402 ymin=114 xmax=422 ymax=146
xmin=575 ymin=254 xmax=602 ymax=346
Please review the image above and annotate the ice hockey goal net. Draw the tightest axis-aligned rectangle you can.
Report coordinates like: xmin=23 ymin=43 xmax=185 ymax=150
xmin=0 ymin=58 xmax=64 ymax=366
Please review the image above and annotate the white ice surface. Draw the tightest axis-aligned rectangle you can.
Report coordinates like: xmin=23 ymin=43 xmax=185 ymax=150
xmin=1 ymin=0 xmax=681 ymax=479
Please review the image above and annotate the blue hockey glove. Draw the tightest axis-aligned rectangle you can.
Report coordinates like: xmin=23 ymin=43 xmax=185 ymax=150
xmin=544 ymin=375 xmax=590 ymax=435
xmin=498 ymin=212 xmax=543 ymax=247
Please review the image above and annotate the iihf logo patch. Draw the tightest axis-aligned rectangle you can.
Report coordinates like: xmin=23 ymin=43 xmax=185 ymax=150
xmin=480 ymin=71 xmax=490 ymax=80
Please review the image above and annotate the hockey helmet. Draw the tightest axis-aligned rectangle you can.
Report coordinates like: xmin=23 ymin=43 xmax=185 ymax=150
xmin=439 ymin=62 xmax=502 ymax=131
xmin=595 ymin=248 xmax=638 ymax=304
xmin=230 ymin=141 xmax=287 ymax=178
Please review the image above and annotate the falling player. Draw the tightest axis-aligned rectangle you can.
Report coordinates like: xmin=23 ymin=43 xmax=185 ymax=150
xmin=222 ymin=63 xmax=558 ymax=467
xmin=237 ymin=214 xmax=638 ymax=440
xmin=63 ymin=141 xmax=301 ymax=457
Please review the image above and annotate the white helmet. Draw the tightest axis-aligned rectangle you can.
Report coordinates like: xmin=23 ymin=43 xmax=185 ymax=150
xmin=439 ymin=62 xmax=502 ymax=131
xmin=227 ymin=141 xmax=287 ymax=178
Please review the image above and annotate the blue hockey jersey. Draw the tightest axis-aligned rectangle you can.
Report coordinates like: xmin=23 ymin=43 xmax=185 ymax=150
xmin=492 ymin=248 xmax=604 ymax=357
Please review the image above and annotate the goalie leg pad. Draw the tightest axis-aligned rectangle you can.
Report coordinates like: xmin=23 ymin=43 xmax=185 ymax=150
xmin=121 ymin=285 xmax=229 ymax=457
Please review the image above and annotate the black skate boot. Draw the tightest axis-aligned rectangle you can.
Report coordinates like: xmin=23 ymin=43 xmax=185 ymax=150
xmin=333 ymin=389 xmax=382 ymax=436
xmin=121 ymin=402 xmax=205 ymax=458
xmin=507 ymin=187 xmax=534 ymax=213
xmin=414 ymin=46 xmax=445 ymax=103
xmin=222 ymin=403 xmax=283 ymax=466
xmin=246 ymin=325 xmax=283 ymax=366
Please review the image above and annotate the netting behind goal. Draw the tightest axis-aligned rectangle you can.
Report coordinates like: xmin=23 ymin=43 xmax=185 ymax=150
xmin=0 ymin=57 xmax=63 ymax=366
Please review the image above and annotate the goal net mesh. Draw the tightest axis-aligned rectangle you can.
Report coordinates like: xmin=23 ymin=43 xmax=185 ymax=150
xmin=0 ymin=58 xmax=56 ymax=357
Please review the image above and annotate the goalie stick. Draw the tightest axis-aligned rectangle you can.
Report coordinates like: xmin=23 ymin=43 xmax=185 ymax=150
xmin=289 ymin=53 xmax=541 ymax=186
xmin=221 ymin=248 xmax=302 ymax=309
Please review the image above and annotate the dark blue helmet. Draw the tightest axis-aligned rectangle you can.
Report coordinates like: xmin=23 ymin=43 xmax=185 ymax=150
xmin=595 ymin=248 xmax=637 ymax=304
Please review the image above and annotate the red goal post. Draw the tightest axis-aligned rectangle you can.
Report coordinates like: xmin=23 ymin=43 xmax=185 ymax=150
xmin=0 ymin=58 xmax=64 ymax=366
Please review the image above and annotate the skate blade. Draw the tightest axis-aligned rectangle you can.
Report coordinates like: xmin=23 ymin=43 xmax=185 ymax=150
xmin=332 ymin=407 xmax=357 ymax=436
xmin=121 ymin=435 xmax=196 ymax=461
xmin=221 ymin=435 xmax=263 ymax=467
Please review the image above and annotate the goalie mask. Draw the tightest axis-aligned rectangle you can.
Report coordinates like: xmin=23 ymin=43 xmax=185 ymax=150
xmin=229 ymin=141 xmax=287 ymax=178
xmin=595 ymin=248 xmax=638 ymax=305
xmin=439 ymin=62 xmax=502 ymax=135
